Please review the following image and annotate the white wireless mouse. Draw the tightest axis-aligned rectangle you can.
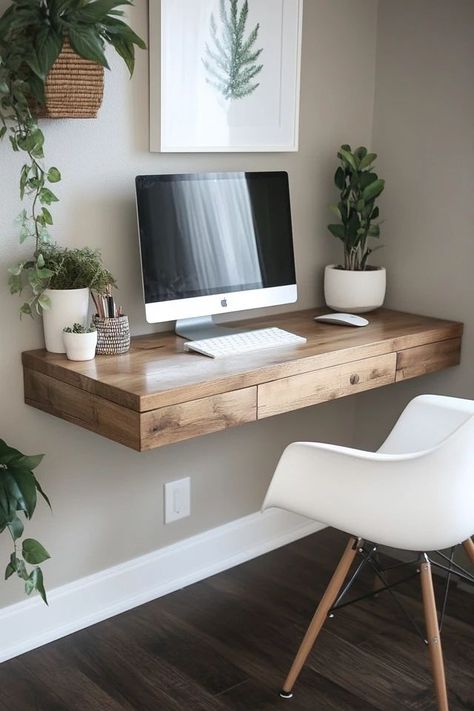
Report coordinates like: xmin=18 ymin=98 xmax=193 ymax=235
xmin=314 ymin=313 xmax=369 ymax=327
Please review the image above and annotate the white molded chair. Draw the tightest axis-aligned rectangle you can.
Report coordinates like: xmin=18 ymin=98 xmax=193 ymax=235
xmin=262 ymin=395 xmax=474 ymax=711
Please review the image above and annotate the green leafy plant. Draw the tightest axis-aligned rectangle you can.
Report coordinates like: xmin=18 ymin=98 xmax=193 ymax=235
xmin=0 ymin=439 xmax=51 ymax=604
xmin=0 ymin=0 xmax=144 ymax=315
xmin=9 ymin=244 xmax=116 ymax=315
xmin=63 ymin=322 xmax=96 ymax=334
xmin=328 ymin=145 xmax=385 ymax=271
xmin=203 ymin=0 xmax=263 ymax=100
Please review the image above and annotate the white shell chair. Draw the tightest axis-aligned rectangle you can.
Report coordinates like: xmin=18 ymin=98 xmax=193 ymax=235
xmin=262 ymin=395 xmax=474 ymax=711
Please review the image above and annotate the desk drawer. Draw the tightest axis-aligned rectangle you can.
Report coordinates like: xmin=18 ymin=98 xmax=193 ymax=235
xmin=258 ymin=354 xmax=396 ymax=419
xmin=141 ymin=387 xmax=257 ymax=449
xmin=396 ymin=338 xmax=461 ymax=382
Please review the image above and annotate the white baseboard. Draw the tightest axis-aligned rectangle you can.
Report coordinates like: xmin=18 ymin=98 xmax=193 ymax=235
xmin=0 ymin=509 xmax=324 ymax=664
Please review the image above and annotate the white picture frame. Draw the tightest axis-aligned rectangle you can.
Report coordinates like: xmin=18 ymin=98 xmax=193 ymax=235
xmin=150 ymin=0 xmax=303 ymax=153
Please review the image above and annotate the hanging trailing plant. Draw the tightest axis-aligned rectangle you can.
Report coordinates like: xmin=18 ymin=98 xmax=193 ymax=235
xmin=203 ymin=0 xmax=263 ymax=100
xmin=0 ymin=0 xmax=145 ymax=316
xmin=0 ymin=439 xmax=51 ymax=604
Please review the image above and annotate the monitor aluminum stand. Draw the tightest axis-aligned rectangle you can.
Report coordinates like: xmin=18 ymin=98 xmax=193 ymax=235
xmin=175 ymin=316 xmax=247 ymax=341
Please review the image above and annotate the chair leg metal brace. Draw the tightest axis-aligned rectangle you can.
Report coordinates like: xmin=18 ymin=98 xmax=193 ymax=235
xmin=420 ymin=555 xmax=449 ymax=711
xmin=279 ymin=536 xmax=360 ymax=699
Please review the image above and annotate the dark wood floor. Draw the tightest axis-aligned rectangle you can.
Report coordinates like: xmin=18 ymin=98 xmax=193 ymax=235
xmin=0 ymin=528 xmax=472 ymax=710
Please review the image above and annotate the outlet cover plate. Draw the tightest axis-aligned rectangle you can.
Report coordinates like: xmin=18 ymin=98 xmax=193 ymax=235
xmin=164 ymin=477 xmax=191 ymax=524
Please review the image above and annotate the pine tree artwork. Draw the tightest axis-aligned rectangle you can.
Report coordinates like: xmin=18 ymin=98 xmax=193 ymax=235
xmin=202 ymin=0 xmax=264 ymax=100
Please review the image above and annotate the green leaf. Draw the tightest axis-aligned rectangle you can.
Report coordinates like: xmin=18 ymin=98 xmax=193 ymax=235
xmin=339 ymin=148 xmax=358 ymax=171
xmin=368 ymin=224 xmax=380 ymax=238
xmin=39 ymin=187 xmax=59 ymax=205
xmin=371 ymin=206 xmax=379 ymax=220
xmin=16 ymin=558 xmax=28 ymax=581
xmin=25 ymin=574 xmax=35 ymax=595
xmin=12 ymin=453 xmax=44 ymax=471
xmin=328 ymin=204 xmax=342 ymax=220
xmin=5 ymin=562 xmax=15 ymax=580
xmin=334 ymin=166 xmax=345 ymax=191
xmin=22 ymin=539 xmax=50 ymax=565
xmin=362 ymin=178 xmax=385 ymax=202
xmin=68 ymin=26 xmax=110 ymax=68
xmin=20 ymin=303 xmax=33 ymax=317
xmin=106 ymin=33 xmax=135 ymax=75
xmin=37 ymin=292 xmax=51 ymax=311
xmin=26 ymin=567 xmax=47 ymax=604
xmin=79 ymin=0 xmax=132 ymax=23
xmin=359 ymin=172 xmax=378 ymax=190
xmin=8 ymin=262 xmax=24 ymax=277
xmin=359 ymin=152 xmax=377 ymax=170
xmin=354 ymin=146 xmax=367 ymax=160
xmin=35 ymin=27 xmax=63 ymax=77
xmin=34 ymin=476 xmax=51 ymax=509
xmin=7 ymin=515 xmax=24 ymax=541
xmin=328 ymin=224 xmax=345 ymax=240
xmin=47 ymin=167 xmax=61 ymax=183
xmin=2 ymin=468 xmax=34 ymax=517
xmin=41 ymin=207 xmax=53 ymax=225
xmin=36 ymin=267 xmax=54 ymax=279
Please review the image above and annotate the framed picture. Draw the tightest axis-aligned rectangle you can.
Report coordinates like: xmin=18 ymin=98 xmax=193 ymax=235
xmin=150 ymin=0 xmax=303 ymax=153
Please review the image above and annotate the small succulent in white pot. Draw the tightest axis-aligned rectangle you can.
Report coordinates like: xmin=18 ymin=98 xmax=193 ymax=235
xmin=325 ymin=145 xmax=386 ymax=313
xmin=63 ymin=323 xmax=97 ymax=362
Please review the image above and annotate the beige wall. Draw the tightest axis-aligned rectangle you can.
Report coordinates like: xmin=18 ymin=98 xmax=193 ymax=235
xmin=0 ymin=0 xmax=377 ymax=606
xmin=353 ymin=0 xmax=474 ymax=449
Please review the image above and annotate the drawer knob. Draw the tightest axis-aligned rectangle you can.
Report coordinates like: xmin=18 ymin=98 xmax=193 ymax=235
xmin=350 ymin=373 xmax=360 ymax=385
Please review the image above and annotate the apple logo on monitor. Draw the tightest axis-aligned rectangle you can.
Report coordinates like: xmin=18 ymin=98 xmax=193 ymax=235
xmin=221 ymin=298 xmax=228 ymax=308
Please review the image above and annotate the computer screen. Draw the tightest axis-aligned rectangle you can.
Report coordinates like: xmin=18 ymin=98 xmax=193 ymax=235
xmin=136 ymin=170 xmax=296 ymax=297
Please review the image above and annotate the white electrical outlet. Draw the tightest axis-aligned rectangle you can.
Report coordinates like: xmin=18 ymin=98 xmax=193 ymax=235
xmin=164 ymin=477 xmax=191 ymax=524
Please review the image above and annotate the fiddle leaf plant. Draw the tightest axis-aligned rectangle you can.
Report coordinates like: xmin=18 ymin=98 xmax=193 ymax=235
xmin=0 ymin=439 xmax=51 ymax=604
xmin=0 ymin=0 xmax=145 ymax=316
xmin=328 ymin=145 xmax=385 ymax=271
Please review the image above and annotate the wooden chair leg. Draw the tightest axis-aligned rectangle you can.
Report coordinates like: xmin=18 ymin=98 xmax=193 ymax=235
xmin=280 ymin=536 xmax=360 ymax=698
xmin=420 ymin=557 xmax=449 ymax=711
xmin=462 ymin=538 xmax=474 ymax=566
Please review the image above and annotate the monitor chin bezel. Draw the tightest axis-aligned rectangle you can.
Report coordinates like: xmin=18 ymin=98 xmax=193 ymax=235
xmin=144 ymin=284 xmax=297 ymax=325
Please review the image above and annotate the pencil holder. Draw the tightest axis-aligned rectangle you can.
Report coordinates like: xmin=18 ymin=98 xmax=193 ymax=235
xmin=94 ymin=315 xmax=130 ymax=355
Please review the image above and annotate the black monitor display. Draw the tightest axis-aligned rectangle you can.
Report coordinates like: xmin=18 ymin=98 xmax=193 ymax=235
xmin=135 ymin=171 xmax=296 ymax=304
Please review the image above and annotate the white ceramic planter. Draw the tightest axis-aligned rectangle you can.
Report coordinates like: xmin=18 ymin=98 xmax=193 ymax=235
xmin=324 ymin=265 xmax=386 ymax=314
xmin=63 ymin=330 xmax=97 ymax=361
xmin=42 ymin=288 xmax=90 ymax=353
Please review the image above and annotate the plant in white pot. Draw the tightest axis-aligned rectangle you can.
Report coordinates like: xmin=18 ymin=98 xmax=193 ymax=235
xmin=325 ymin=145 xmax=386 ymax=313
xmin=63 ymin=322 xmax=97 ymax=362
xmin=10 ymin=244 xmax=115 ymax=353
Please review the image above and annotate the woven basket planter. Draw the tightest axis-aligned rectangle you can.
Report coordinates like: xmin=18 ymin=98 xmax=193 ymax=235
xmin=38 ymin=39 xmax=104 ymax=119
xmin=94 ymin=316 xmax=130 ymax=355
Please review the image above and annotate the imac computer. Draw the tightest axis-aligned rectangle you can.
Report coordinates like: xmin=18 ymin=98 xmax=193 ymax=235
xmin=135 ymin=171 xmax=299 ymax=345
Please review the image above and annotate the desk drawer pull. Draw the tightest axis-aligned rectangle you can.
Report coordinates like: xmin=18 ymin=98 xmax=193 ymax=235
xmin=350 ymin=373 xmax=360 ymax=385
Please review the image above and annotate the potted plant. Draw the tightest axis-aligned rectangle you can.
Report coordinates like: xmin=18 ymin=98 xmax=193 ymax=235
xmin=0 ymin=439 xmax=51 ymax=604
xmin=0 ymin=0 xmax=145 ymax=119
xmin=326 ymin=145 xmax=386 ymax=313
xmin=9 ymin=243 xmax=116 ymax=353
xmin=63 ymin=322 xmax=97 ymax=362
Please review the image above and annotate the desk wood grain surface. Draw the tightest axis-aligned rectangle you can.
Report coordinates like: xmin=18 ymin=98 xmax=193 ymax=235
xmin=22 ymin=308 xmax=463 ymax=450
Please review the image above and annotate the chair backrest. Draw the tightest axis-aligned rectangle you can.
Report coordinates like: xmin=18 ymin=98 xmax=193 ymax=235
xmin=378 ymin=394 xmax=474 ymax=454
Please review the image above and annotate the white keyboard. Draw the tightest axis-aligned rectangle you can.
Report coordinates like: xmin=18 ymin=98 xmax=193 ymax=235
xmin=183 ymin=328 xmax=307 ymax=359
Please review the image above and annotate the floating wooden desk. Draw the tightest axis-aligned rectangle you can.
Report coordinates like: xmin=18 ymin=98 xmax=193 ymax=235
xmin=22 ymin=309 xmax=463 ymax=451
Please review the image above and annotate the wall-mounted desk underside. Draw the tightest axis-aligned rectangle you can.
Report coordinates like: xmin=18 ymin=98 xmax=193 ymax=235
xmin=22 ymin=309 xmax=463 ymax=451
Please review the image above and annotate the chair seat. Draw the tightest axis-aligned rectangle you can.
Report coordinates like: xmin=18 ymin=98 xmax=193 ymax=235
xmin=262 ymin=395 xmax=474 ymax=551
